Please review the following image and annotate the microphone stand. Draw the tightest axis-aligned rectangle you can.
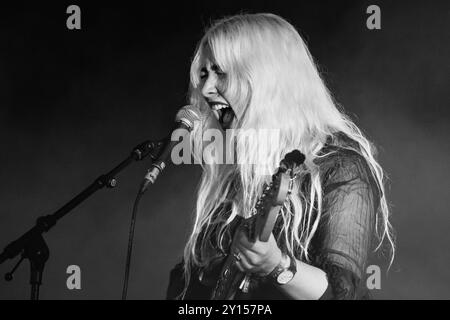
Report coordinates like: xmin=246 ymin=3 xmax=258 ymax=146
xmin=0 ymin=139 xmax=165 ymax=300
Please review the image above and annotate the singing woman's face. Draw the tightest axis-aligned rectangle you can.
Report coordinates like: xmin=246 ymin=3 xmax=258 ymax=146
xmin=199 ymin=48 xmax=236 ymax=130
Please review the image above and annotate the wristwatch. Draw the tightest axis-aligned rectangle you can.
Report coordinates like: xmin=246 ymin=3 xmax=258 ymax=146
xmin=267 ymin=252 xmax=297 ymax=285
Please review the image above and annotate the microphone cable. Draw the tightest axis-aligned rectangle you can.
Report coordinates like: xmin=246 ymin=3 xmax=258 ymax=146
xmin=121 ymin=189 xmax=144 ymax=300
xmin=120 ymin=105 xmax=199 ymax=299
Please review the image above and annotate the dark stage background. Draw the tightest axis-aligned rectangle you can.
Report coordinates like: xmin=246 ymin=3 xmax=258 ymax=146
xmin=0 ymin=1 xmax=449 ymax=299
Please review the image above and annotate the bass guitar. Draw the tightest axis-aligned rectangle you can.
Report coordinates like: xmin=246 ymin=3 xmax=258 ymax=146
xmin=211 ymin=150 xmax=305 ymax=299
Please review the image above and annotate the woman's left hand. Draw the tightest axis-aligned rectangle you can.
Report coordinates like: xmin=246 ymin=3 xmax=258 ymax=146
xmin=231 ymin=228 xmax=282 ymax=276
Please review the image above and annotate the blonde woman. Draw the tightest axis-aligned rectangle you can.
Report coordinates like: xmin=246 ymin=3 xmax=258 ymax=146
xmin=167 ymin=13 xmax=394 ymax=300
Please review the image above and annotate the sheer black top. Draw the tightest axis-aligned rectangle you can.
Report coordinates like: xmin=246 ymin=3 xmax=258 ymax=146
xmin=166 ymin=136 xmax=381 ymax=300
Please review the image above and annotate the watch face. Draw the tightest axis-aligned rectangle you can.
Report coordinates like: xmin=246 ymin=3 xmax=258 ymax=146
xmin=277 ymin=270 xmax=294 ymax=284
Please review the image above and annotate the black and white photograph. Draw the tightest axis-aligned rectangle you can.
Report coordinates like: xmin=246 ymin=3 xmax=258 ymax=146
xmin=0 ymin=1 xmax=448 ymax=304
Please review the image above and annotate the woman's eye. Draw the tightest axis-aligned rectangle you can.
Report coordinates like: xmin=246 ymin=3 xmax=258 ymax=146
xmin=200 ymin=72 xmax=207 ymax=79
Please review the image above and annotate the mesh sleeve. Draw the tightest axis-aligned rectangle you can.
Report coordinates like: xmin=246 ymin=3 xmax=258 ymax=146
xmin=313 ymin=151 xmax=379 ymax=299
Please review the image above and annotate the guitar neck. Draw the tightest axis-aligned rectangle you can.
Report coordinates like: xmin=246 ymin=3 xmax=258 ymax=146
xmin=210 ymin=171 xmax=292 ymax=300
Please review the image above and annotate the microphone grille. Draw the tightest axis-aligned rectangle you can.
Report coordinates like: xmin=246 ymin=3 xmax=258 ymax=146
xmin=175 ymin=105 xmax=201 ymax=130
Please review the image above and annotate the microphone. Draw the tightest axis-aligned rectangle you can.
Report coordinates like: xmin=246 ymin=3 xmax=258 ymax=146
xmin=139 ymin=105 xmax=200 ymax=193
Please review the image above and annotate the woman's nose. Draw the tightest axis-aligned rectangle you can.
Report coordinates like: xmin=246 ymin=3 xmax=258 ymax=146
xmin=201 ymin=74 xmax=218 ymax=99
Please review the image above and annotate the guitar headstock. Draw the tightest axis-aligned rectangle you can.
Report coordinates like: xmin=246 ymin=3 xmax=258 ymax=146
xmin=245 ymin=150 xmax=305 ymax=242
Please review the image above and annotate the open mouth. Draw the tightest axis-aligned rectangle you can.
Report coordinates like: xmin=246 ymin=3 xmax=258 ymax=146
xmin=210 ymin=103 xmax=236 ymax=129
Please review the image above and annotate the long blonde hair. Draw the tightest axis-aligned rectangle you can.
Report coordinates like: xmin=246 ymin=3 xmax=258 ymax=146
xmin=182 ymin=13 xmax=394 ymax=298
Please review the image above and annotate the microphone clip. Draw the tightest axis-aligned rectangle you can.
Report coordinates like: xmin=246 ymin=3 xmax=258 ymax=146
xmin=139 ymin=161 xmax=166 ymax=194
